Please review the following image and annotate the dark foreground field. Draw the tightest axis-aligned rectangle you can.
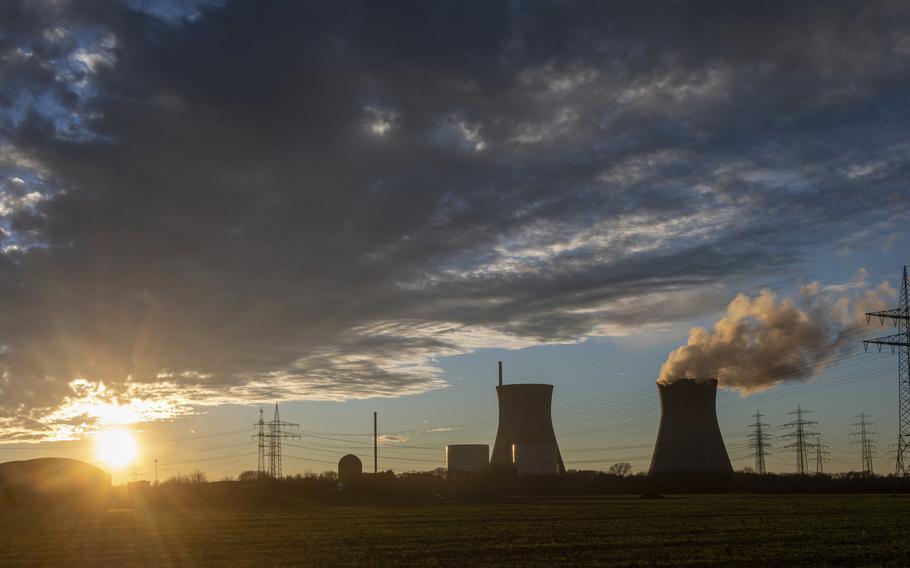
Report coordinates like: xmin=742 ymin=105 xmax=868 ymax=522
xmin=1 ymin=495 xmax=908 ymax=566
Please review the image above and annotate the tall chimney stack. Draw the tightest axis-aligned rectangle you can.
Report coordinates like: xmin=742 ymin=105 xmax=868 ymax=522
xmin=498 ymin=361 xmax=503 ymax=387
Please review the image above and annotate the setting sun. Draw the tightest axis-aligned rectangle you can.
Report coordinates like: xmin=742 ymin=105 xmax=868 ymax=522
xmin=94 ymin=429 xmax=139 ymax=469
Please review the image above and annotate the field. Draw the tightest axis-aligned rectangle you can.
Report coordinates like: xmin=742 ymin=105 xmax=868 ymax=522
xmin=1 ymin=495 xmax=909 ymax=566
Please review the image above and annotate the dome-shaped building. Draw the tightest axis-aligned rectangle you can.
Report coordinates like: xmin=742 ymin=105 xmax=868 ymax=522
xmin=338 ymin=454 xmax=363 ymax=484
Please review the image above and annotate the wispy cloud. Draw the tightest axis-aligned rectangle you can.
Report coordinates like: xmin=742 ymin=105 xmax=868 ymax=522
xmin=0 ymin=1 xmax=908 ymax=438
xmin=378 ymin=434 xmax=408 ymax=444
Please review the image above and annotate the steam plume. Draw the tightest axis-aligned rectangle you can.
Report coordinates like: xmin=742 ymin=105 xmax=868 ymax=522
xmin=658 ymin=275 xmax=895 ymax=394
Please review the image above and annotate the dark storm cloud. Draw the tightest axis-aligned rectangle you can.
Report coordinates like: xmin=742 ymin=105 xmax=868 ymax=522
xmin=0 ymin=0 xmax=908 ymax=437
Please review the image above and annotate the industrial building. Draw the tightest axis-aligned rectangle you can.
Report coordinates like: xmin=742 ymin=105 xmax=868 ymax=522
xmin=338 ymin=454 xmax=362 ymax=484
xmin=491 ymin=363 xmax=565 ymax=475
xmin=649 ymin=378 xmax=733 ymax=475
xmin=446 ymin=444 xmax=489 ymax=473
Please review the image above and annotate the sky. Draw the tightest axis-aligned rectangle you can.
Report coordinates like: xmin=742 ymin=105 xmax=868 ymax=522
xmin=0 ymin=0 xmax=908 ymax=483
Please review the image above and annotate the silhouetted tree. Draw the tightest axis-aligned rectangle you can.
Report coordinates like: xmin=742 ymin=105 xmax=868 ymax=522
xmin=188 ymin=470 xmax=207 ymax=484
xmin=238 ymin=470 xmax=259 ymax=482
xmin=608 ymin=462 xmax=632 ymax=477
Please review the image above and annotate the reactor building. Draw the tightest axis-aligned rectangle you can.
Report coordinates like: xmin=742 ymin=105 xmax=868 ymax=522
xmin=491 ymin=362 xmax=565 ymax=475
xmin=337 ymin=454 xmax=363 ymax=484
xmin=649 ymin=378 xmax=733 ymax=475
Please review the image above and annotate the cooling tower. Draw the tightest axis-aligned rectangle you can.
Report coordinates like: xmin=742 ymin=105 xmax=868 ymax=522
xmin=512 ymin=443 xmax=560 ymax=475
xmin=649 ymin=378 xmax=733 ymax=475
xmin=491 ymin=383 xmax=565 ymax=475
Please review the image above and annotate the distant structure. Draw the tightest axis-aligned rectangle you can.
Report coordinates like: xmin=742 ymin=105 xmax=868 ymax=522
xmin=338 ymin=454 xmax=363 ymax=484
xmin=748 ymin=409 xmax=771 ymax=475
xmin=253 ymin=404 xmax=300 ymax=479
xmin=512 ymin=442 xmax=561 ymax=475
xmin=851 ymin=413 xmax=876 ymax=477
xmin=862 ymin=265 xmax=910 ymax=476
xmin=649 ymin=378 xmax=732 ymax=475
xmin=782 ymin=404 xmax=817 ymax=475
xmin=446 ymin=444 xmax=489 ymax=473
xmin=490 ymin=362 xmax=565 ymax=475
xmin=0 ymin=458 xmax=109 ymax=511
xmin=812 ymin=433 xmax=830 ymax=476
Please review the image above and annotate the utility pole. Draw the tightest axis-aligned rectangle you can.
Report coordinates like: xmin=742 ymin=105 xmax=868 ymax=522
xmin=373 ymin=411 xmax=378 ymax=474
xmin=252 ymin=404 xmax=299 ymax=479
xmin=782 ymin=405 xmax=818 ymax=475
xmin=747 ymin=410 xmax=771 ymax=474
xmin=154 ymin=459 xmax=158 ymax=485
xmin=852 ymin=412 xmax=877 ymax=477
xmin=863 ymin=265 xmax=910 ymax=476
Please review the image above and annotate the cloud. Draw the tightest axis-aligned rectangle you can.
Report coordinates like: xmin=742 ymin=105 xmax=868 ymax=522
xmin=377 ymin=434 xmax=407 ymax=444
xmin=883 ymin=232 xmax=902 ymax=254
xmin=0 ymin=1 xmax=908 ymax=438
xmin=823 ymin=268 xmax=868 ymax=293
xmin=658 ymin=278 xmax=897 ymax=394
xmin=363 ymin=105 xmax=398 ymax=136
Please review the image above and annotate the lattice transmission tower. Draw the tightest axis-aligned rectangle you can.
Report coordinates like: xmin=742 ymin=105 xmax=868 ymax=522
xmin=256 ymin=408 xmax=266 ymax=476
xmin=851 ymin=412 xmax=877 ymax=477
xmin=812 ymin=434 xmax=829 ymax=476
xmin=748 ymin=409 xmax=772 ymax=475
xmin=253 ymin=404 xmax=300 ymax=479
xmin=782 ymin=405 xmax=818 ymax=475
xmin=863 ymin=265 xmax=910 ymax=476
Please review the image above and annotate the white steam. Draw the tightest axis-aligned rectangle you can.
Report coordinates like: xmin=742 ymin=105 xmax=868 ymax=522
xmin=658 ymin=272 xmax=896 ymax=394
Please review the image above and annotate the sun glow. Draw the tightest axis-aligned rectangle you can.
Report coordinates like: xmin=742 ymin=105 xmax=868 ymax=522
xmin=94 ymin=428 xmax=139 ymax=468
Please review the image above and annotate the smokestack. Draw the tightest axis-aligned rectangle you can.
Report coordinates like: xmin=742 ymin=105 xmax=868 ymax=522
xmin=498 ymin=361 xmax=503 ymax=387
xmin=491 ymin=383 xmax=565 ymax=474
xmin=649 ymin=378 xmax=732 ymax=475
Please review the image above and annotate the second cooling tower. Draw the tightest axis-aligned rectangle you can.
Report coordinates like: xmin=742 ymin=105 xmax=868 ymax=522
xmin=649 ymin=378 xmax=733 ymax=475
xmin=491 ymin=383 xmax=565 ymax=475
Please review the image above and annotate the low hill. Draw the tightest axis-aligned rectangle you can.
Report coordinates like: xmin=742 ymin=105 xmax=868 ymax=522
xmin=0 ymin=457 xmax=110 ymax=512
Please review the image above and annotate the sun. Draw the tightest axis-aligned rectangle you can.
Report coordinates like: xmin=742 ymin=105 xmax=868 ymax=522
xmin=94 ymin=428 xmax=139 ymax=469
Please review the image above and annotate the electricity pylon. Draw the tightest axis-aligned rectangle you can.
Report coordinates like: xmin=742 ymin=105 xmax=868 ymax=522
xmin=863 ymin=265 xmax=910 ymax=476
xmin=747 ymin=410 xmax=772 ymax=474
xmin=851 ymin=412 xmax=876 ymax=477
xmin=782 ymin=405 xmax=818 ymax=475
xmin=253 ymin=404 xmax=300 ymax=479
xmin=812 ymin=434 xmax=829 ymax=476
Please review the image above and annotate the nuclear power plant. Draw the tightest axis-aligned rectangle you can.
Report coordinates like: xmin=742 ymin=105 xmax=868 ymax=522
xmin=491 ymin=362 xmax=565 ymax=475
xmin=649 ymin=378 xmax=733 ymax=475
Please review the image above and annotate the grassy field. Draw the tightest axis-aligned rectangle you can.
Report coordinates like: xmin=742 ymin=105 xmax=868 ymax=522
xmin=1 ymin=495 xmax=909 ymax=566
